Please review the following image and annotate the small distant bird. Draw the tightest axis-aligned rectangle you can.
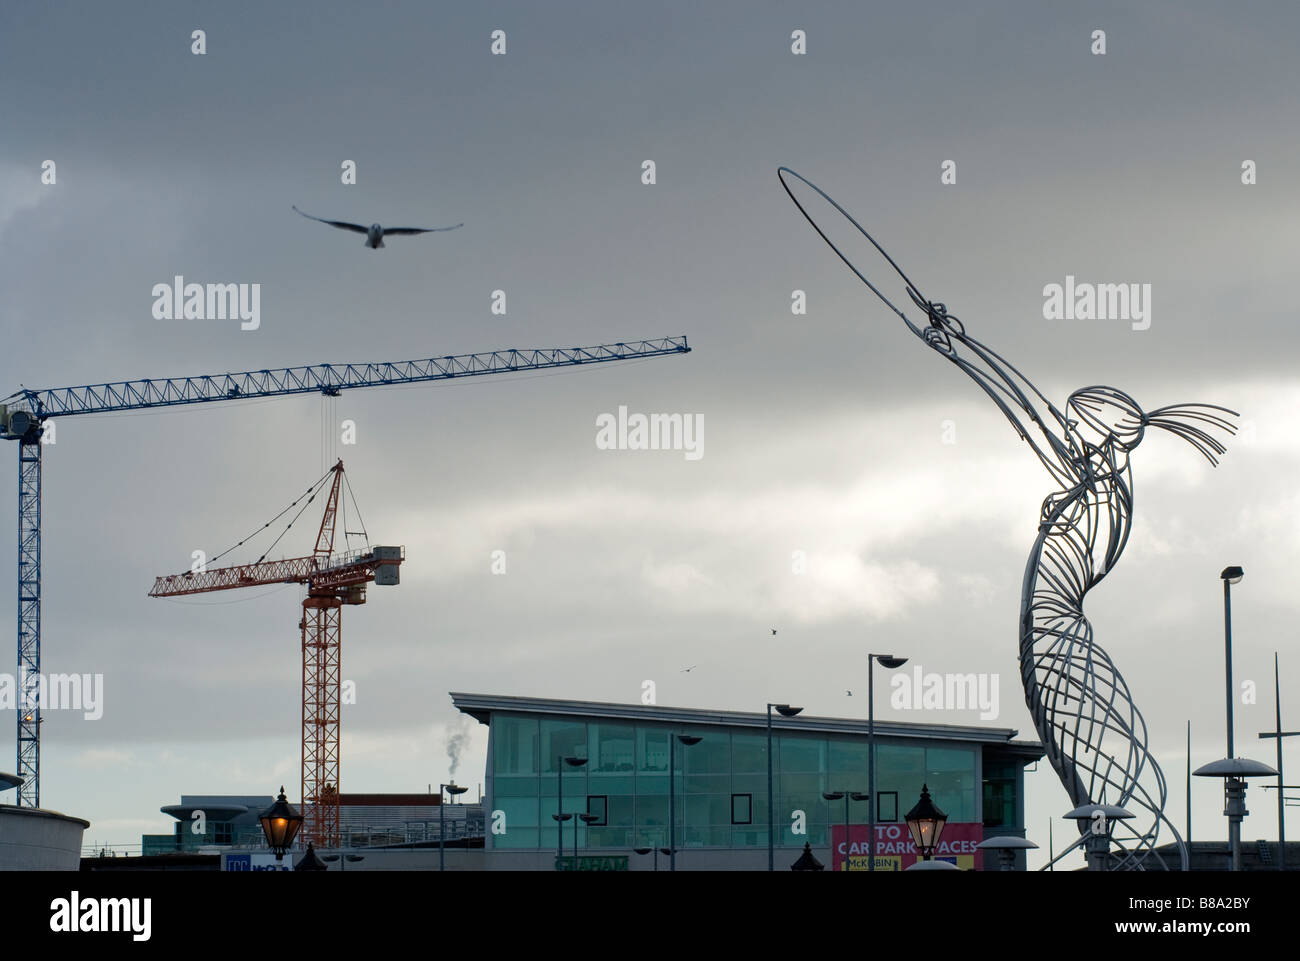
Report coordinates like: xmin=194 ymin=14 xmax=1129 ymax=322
xmin=292 ymin=205 xmax=463 ymax=249
xmin=681 ymin=665 xmax=696 ymax=673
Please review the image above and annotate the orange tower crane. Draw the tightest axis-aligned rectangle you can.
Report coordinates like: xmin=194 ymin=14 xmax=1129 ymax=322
xmin=148 ymin=460 xmax=401 ymax=847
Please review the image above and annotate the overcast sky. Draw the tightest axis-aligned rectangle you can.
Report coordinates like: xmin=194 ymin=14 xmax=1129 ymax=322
xmin=2 ymin=1 xmax=1297 ymax=869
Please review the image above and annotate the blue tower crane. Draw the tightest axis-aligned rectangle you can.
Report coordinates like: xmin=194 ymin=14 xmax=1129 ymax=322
xmin=0 ymin=336 xmax=689 ymax=807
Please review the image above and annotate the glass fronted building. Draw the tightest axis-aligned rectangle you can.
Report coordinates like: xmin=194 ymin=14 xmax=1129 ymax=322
xmin=452 ymin=692 xmax=1043 ymax=870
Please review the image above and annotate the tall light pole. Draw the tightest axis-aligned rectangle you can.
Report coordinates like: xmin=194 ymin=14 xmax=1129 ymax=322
xmin=823 ymin=790 xmax=869 ymax=871
xmin=868 ymin=653 xmax=907 ymax=872
xmin=555 ymin=754 xmax=588 ymax=859
xmin=1222 ymin=567 xmax=1242 ymax=760
xmin=1194 ymin=567 xmax=1277 ymax=871
xmin=767 ymin=703 xmax=803 ymax=871
xmin=669 ymin=733 xmax=701 ymax=872
xmin=438 ymin=782 xmax=467 ymax=872
xmin=1223 ymin=566 xmax=1244 ymax=871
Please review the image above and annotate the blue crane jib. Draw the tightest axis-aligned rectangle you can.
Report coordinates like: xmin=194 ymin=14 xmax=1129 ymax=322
xmin=0 ymin=336 xmax=689 ymax=808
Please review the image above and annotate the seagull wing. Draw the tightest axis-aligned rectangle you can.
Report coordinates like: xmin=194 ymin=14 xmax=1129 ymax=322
xmin=382 ymin=223 xmax=464 ymax=236
xmin=292 ymin=205 xmax=369 ymax=234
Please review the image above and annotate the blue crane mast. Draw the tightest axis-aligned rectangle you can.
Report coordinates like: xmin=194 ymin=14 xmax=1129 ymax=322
xmin=0 ymin=335 xmax=689 ymax=807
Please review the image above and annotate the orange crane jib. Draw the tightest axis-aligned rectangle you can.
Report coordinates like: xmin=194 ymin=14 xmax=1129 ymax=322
xmin=147 ymin=460 xmax=402 ymax=849
xmin=148 ymin=549 xmax=403 ymax=599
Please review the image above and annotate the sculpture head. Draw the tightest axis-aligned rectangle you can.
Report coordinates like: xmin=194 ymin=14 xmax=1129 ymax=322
xmin=1067 ymin=387 xmax=1146 ymax=451
xmin=1067 ymin=386 xmax=1237 ymax=465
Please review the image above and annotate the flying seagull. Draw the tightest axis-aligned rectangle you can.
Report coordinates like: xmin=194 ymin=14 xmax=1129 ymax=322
xmin=292 ymin=205 xmax=463 ymax=249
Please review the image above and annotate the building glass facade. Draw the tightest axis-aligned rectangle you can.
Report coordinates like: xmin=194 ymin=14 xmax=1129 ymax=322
xmin=490 ymin=713 xmax=983 ymax=851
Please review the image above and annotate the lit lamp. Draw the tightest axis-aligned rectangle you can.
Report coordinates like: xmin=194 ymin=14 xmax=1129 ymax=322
xmin=258 ymin=786 xmax=303 ymax=862
xmin=905 ymin=784 xmax=949 ymax=863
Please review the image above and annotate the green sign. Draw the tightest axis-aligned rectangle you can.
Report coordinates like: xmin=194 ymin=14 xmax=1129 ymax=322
xmin=554 ymin=855 xmax=629 ymax=872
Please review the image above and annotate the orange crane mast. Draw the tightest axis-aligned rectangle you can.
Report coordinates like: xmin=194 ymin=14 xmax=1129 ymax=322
xmin=149 ymin=460 xmax=401 ymax=848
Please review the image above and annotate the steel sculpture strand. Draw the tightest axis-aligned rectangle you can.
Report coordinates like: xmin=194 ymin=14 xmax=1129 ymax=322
xmin=779 ymin=167 xmax=1233 ymax=870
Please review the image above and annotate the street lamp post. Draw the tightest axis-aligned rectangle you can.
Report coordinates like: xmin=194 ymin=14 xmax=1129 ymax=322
xmin=669 ymin=733 xmax=702 ymax=872
xmin=633 ymin=845 xmax=672 ymax=871
xmin=258 ymin=786 xmax=303 ymax=862
xmin=439 ymin=782 xmax=468 ymax=872
xmin=976 ymin=835 xmax=1038 ymax=871
xmin=905 ymin=783 xmax=949 ymax=862
xmin=868 ymin=653 xmax=907 ymax=872
xmin=1064 ymin=803 xmax=1133 ymax=871
xmin=1222 ymin=566 xmax=1243 ymax=760
xmin=555 ymin=754 xmax=588 ymax=858
xmin=1193 ymin=758 xmax=1277 ymax=871
xmin=1194 ymin=566 xmax=1278 ymax=871
xmin=551 ymin=812 xmax=572 ymax=864
xmin=767 ymin=703 xmax=803 ymax=871
xmin=823 ymin=790 xmax=869 ymax=871
xmin=577 ymin=811 xmax=599 ymax=858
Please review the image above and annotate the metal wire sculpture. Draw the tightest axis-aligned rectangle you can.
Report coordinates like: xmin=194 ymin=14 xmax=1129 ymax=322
xmin=779 ymin=167 xmax=1236 ymax=870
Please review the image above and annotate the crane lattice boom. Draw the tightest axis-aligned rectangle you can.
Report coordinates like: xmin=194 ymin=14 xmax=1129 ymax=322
xmin=149 ymin=547 xmax=402 ymax=598
xmin=0 ymin=335 xmax=688 ymax=809
xmin=2 ymin=338 xmax=688 ymax=419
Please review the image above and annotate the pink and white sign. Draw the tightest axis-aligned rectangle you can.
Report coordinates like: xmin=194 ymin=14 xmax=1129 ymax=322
xmin=830 ymin=822 xmax=984 ymax=871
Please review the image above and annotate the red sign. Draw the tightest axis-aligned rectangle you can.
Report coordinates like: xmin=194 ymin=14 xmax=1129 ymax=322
xmin=830 ymin=822 xmax=984 ymax=871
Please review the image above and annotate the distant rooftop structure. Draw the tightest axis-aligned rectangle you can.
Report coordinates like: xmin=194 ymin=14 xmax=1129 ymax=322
xmin=143 ymin=791 xmax=483 ymax=856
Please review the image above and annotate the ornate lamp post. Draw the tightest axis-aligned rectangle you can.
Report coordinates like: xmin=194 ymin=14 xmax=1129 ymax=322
xmin=294 ymin=843 xmax=328 ymax=871
xmin=258 ymin=786 xmax=303 ymax=862
xmin=767 ymin=702 xmax=803 ymax=871
xmin=905 ymin=784 xmax=949 ymax=861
